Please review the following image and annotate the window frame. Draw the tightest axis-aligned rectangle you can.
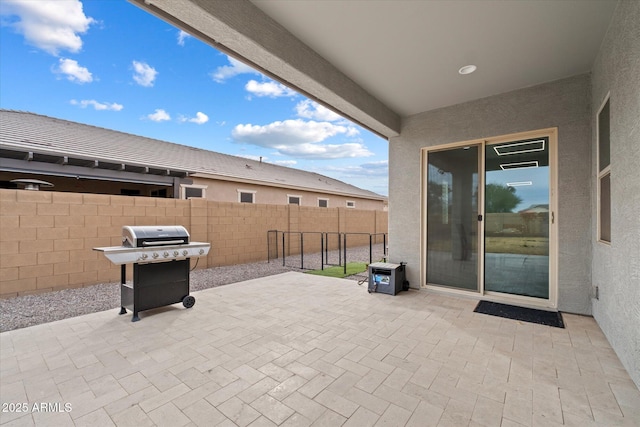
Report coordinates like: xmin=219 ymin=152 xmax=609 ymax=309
xmin=180 ymin=184 xmax=207 ymax=199
xmin=346 ymin=200 xmax=355 ymax=208
xmin=597 ymin=94 xmax=611 ymax=244
xmin=318 ymin=198 xmax=329 ymax=208
xmin=287 ymin=194 xmax=302 ymax=205
xmin=237 ymin=189 xmax=256 ymax=204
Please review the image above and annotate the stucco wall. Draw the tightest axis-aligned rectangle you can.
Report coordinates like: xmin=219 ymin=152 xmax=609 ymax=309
xmin=189 ymin=177 xmax=386 ymax=211
xmin=389 ymin=74 xmax=592 ymax=314
xmin=0 ymin=173 xmax=386 ymax=211
xmin=590 ymin=0 xmax=640 ymax=388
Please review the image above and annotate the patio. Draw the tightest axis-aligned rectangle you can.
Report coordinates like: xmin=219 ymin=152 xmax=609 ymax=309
xmin=1 ymin=272 xmax=638 ymax=426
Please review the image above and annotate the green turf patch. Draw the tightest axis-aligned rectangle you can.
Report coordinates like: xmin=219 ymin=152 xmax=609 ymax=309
xmin=305 ymin=262 xmax=368 ymax=278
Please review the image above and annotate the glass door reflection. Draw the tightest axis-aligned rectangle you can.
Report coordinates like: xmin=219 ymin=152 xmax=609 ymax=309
xmin=426 ymin=146 xmax=479 ymax=291
xmin=484 ymin=138 xmax=550 ymax=299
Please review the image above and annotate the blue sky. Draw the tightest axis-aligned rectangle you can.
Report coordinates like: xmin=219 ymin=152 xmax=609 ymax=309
xmin=0 ymin=0 xmax=389 ymax=195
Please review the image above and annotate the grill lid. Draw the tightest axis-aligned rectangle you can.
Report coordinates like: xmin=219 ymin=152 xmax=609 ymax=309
xmin=123 ymin=225 xmax=190 ymax=247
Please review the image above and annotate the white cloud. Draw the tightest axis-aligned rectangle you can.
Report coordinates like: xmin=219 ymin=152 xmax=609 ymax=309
xmin=325 ymin=160 xmax=389 ymax=177
xmin=279 ymin=142 xmax=372 ymax=159
xmin=179 ymin=111 xmax=209 ymax=125
xmin=295 ymin=99 xmax=343 ymax=122
xmin=232 ymin=119 xmax=373 ymax=159
xmin=132 ymin=61 xmax=157 ymax=87
xmin=177 ymin=30 xmax=190 ymax=46
xmin=146 ymin=109 xmax=170 ymax=122
xmin=245 ymin=80 xmax=297 ymax=98
xmin=211 ymin=56 xmax=259 ymax=83
xmin=346 ymin=127 xmax=360 ymax=137
xmin=0 ymin=0 xmax=94 ymax=55
xmin=316 ymin=161 xmax=389 ymax=195
xmin=70 ymin=99 xmax=123 ymax=111
xmin=55 ymin=58 xmax=92 ymax=83
xmin=233 ymin=119 xmax=346 ymax=146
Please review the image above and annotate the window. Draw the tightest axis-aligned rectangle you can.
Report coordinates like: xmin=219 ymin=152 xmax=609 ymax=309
xmin=238 ymin=189 xmax=255 ymax=203
xmin=288 ymin=195 xmax=301 ymax=205
xmin=346 ymin=200 xmax=355 ymax=208
xmin=318 ymin=198 xmax=328 ymax=208
xmin=181 ymin=184 xmax=207 ymax=199
xmin=597 ymin=96 xmax=611 ymax=243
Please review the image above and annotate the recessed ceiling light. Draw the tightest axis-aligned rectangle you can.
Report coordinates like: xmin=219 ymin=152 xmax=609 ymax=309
xmin=500 ymin=161 xmax=539 ymax=170
xmin=507 ymin=181 xmax=533 ymax=187
xmin=493 ymin=139 xmax=545 ymax=156
xmin=458 ymin=65 xmax=477 ymax=75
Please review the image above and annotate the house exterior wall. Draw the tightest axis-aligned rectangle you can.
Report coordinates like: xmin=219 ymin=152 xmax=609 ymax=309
xmin=0 ymin=172 xmax=386 ymax=211
xmin=0 ymin=189 xmax=387 ymax=298
xmin=590 ymin=0 xmax=640 ymax=389
xmin=388 ymin=74 xmax=592 ymax=314
xmin=188 ymin=176 xmax=386 ymax=211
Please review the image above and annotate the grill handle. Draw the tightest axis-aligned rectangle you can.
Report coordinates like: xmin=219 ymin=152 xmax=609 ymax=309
xmin=142 ymin=239 xmax=186 ymax=246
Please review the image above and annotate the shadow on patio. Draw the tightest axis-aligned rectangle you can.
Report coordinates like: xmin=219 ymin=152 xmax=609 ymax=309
xmin=1 ymin=272 xmax=638 ymax=426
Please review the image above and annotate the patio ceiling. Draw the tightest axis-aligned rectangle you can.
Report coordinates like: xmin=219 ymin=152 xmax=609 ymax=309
xmin=130 ymin=0 xmax=617 ymax=138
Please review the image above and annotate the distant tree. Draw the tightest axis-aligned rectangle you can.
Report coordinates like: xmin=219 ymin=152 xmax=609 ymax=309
xmin=485 ymin=183 xmax=522 ymax=213
xmin=427 ymin=180 xmax=448 ymax=213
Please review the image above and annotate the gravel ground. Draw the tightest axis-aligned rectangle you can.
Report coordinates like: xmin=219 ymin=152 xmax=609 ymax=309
xmin=0 ymin=244 xmax=384 ymax=332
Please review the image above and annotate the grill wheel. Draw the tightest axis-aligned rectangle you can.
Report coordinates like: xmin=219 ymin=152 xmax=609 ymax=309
xmin=182 ymin=295 xmax=196 ymax=309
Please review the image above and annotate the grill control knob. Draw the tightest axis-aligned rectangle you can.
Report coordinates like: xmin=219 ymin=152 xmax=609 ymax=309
xmin=163 ymin=251 xmax=169 ymax=258
xmin=182 ymin=250 xmax=188 ymax=256
xmin=199 ymin=249 xmax=204 ymax=255
xmin=173 ymin=251 xmax=179 ymax=256
xmin=141 ymin=253 xmax=148 ymax=260
xmin=152 ymin=252 xmax=159 ymax=259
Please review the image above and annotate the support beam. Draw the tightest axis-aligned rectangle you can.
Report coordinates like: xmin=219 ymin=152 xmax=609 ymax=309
xmin=128 ymin=0 xmax=400 ymax=138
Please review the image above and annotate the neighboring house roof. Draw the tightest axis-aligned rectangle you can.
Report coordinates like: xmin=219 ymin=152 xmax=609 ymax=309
xmin=0 ymin=109 xmax=386 ymax=201
xmin=519 ymin=204 xmax=549 ymax=213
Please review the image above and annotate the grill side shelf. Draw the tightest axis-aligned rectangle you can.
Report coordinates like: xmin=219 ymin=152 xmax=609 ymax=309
xmin=93 ymin=242 xmax=210 ymax=265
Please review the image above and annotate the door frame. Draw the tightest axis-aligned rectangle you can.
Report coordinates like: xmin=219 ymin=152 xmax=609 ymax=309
xmin=420 ymin=127 xmax=558 ymax=310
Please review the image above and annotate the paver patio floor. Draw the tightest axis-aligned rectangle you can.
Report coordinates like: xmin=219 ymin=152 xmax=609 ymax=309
xmin=1 ymin=272 xmax=639 ymax=426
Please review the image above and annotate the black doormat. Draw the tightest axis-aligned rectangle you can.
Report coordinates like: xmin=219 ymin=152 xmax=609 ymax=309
xmin=474 ymin=300 xmax=565 ymax=328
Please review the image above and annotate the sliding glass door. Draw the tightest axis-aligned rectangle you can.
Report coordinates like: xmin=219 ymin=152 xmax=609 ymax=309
xmin=424 ymin=131 xmax=555 ymax=305
xmin=484 ymin=138 xmax=550 ymax=299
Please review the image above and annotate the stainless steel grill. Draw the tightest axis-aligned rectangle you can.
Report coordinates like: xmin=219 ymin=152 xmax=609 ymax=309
xmin=94 ymin=226 xmax=210 ymax=322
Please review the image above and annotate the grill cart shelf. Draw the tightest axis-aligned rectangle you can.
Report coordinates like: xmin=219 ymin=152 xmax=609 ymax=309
xmin=118 ymin=260 xmax=194 ymax=322
xmin=94 ymin=226 xmax=210 ymax=322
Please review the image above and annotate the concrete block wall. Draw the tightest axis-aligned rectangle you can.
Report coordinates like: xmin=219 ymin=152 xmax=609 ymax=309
xmin=0 ymin=190 xmax=193 ymax=297
xmin=0 ymin=189 xmax=387 ymax=298
xmin=208 ymin=201 xmax=289 ymax=266
xmin=297 ymin=206 xmax=340 ymax=252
